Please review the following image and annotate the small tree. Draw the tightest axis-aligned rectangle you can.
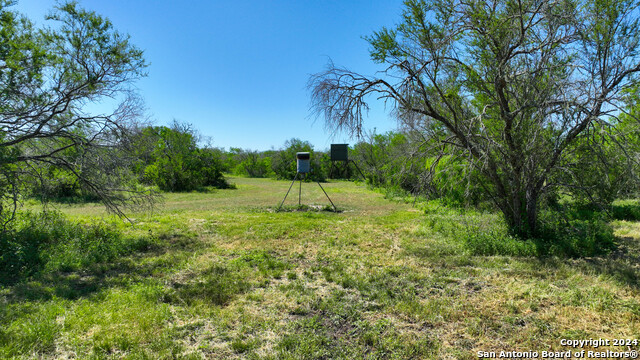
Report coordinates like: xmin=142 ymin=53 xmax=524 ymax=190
xmin=0 ymin=1 xmax=151 ymax=224
xmin=310 ymin=0 xmax=640 ymax=237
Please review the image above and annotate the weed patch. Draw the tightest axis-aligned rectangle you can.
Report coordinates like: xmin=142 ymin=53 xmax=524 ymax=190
xmin=0 ymin=211 xmax=153 ymax=283
xmin=420 ymin=202 xmax=616 ymax=257
xmin=535 ymin=214 xmax=616 ymax=257
xmin=166 ymin=264 xmax=251 ymax=306
xmin=463 ymin=230 xmax=538 ymax=257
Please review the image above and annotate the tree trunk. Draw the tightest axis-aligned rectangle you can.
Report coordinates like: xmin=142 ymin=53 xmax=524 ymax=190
xmin=526 ymin=190 xmax=538 ymax=236
xmin=501 ymin=190 xmax=539 ymax=238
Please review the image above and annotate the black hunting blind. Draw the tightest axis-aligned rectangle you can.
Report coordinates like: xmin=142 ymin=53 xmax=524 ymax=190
xmin=329 ymin=144 xmax=365 ymax=180
xmin=277 ymin=152 xmax=337 ymax=211
xmin=331 ymin=144 xmax=348 ymax=161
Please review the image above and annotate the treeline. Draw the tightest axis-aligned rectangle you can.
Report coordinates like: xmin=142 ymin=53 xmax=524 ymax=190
xmin=23 ymin=122 xmax=341 ymax=200
xmin=219 ymin=131 xmax=470 ymax=201
xmin=30 ymin=116 xmax=640 ymax=217
xmin=357 ymin=125 xmax=640 ymax=210
xmin=222 ymin=138 xmax=328 ymax=182
xmin=227 ymin=126 xmax=640 ymax=214
xmin=219 ymin=136 xmax=404 ymax=184
xmin=351 ymin=128 xmax=640 ymax=209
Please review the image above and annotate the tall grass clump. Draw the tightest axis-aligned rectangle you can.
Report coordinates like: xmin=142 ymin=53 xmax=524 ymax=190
xmin=0 ymin=211 xmax=152 ymax=282
xmin=460 ymin=212 xmax=615 ymax=258
xmin=462 ymin=229 xmax=538 ymax=257
xmin=533 ymin=211 xmax=616 ymax=258
xmin=421 ymin=199 xmax=616 ymax=258
xmin=420 ymin=200 xmax=535 ymax=257
xmin=610 ymin=199 xmax=640 ymax=221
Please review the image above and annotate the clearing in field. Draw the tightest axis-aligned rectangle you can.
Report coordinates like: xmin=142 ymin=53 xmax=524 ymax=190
xmin=1 ymin=177 xmax=639 ymax=359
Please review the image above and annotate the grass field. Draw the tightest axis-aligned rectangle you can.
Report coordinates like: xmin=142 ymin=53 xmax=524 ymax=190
xmin=1 ymin=177 xmax=639 ymax=359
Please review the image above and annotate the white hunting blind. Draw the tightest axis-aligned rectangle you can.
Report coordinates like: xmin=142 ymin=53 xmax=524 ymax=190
xmin=296 ymin=152 xmax=310 ymax=173
xmin=277 ymin=151 xmax=336 ymax=211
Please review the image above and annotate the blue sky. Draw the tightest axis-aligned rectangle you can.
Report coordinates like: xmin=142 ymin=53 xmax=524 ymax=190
xmin=14 ymin=0 xmax=405 ymax=151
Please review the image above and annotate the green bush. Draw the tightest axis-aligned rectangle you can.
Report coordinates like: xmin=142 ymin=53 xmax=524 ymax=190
xmin=352 ymin=132 xmax=413 ymax=188
xmin=422 ymin=200 xmax=617 ymax=258
xmin=234 ymin=151 xmax=273 ymax=178
xmin=351 ymin=131 xmax=489 ymax=207
xmin=31 ymin=168 xmax=80 ymax=199
xmin=197 ymin=148 xmax=230 ymax=188
xmin=131 ymin=123 xmax=230 ymax=192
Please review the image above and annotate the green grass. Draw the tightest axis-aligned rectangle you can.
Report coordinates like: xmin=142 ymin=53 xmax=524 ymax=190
xmin=1 ymin=177 xmax=639 ymax=359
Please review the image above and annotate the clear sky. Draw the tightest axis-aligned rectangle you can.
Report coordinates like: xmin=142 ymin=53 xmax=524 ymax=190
xmin=13 ymin=0 xmax=405 ymax=151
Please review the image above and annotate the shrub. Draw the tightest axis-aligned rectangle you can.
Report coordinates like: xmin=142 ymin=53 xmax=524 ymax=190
xmin=459 ymin=211 xmax=616 ymax=258
xmin=422 ymin=200 xmax=617 ymax=258
xmin=132 ymin=122 xmax=230 ymax=191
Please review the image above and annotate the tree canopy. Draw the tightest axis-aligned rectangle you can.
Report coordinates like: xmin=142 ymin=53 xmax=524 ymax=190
xmin=0 ymin=1 xmax=150 ymax=224
xmin=310 ymin=0 xmax=640 ymax=237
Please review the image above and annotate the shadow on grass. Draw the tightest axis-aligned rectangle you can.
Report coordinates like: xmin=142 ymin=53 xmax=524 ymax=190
xmin=569 ymin=235 xmax=640 ymax=289
xmin=476 ymin=230 xmax=640 ymax=290
xmin=1 ymin=232 xmax=202 ymax=303
xmin=172 ymin=183 xmax=238 ymax=193
xmin=31 ymin=193 xmax=102 ymax=205
xmin=563 ymin=201 xmax=640 ymax=222
xmin=408 ymin=205 xmax=640 ymax=290
xmin=536 ymin=204 xmax=640 ymax=289
xmin=163 ymin=264 xmax=251 ymax=306
xmin=274 ymin=204 xmax=342 ymax=213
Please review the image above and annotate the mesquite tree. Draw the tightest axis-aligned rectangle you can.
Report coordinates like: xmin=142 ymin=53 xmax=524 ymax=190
xmin=310 ymin=0 xmax=640 ymax=237
xmin=0 ymin=1 xmax=152 ymax=225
